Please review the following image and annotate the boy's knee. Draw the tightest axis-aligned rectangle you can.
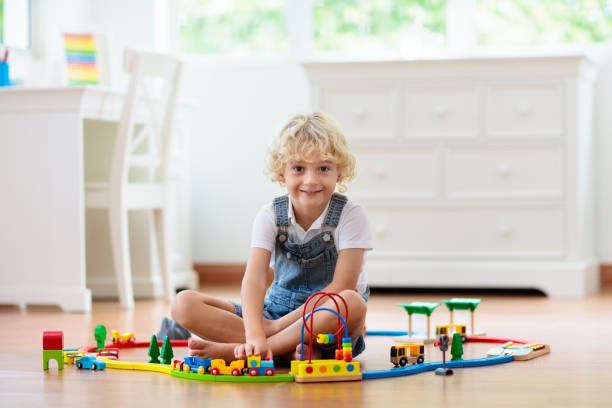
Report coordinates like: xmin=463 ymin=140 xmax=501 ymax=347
xmin=337 ymin=290 xmax=367 ymax=322
xmin=170 ymin=290 xmax=197 ymax=326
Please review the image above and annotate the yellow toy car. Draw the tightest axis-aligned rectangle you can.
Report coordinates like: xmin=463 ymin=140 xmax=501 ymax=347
xmin=110 ymin=330 xmax=135 ymax=344
xmin=210 ymin=359 xmax=246 ymax=376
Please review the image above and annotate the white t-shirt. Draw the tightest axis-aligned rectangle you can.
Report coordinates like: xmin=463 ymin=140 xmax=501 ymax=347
xmin=250 ymin=195 xmax=372 ymax=295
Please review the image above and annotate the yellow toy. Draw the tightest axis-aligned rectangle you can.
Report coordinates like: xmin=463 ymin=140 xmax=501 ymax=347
xmin=435 ymin=324 xmax=467 ymax=342
xmin=110 ymin=330 xmax=135 ymax=344
xmin=210 ymin=359 xmax=246 ymax=376
xmin=390 ymin=343 xmax=425 ymax=367
xmin=63 ymin=350 xmax=86 ymax=364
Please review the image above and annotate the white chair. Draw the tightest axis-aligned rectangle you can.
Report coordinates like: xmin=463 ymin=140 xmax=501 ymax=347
xmin=85 ymin=50 xmax=182 ymax=309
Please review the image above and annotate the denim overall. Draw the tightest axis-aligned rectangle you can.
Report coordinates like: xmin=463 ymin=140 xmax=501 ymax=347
xmin=263 ymin=192 xmax=367 ymax=357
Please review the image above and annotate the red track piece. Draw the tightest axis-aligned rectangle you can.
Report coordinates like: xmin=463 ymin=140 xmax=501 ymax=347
xmin=83 ymin=339 xmax=188 ymax=353
xmin=466 ymin=336 xmax=530 ymax=344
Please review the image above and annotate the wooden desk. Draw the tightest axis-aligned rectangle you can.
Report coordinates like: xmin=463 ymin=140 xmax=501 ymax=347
xmin=0 ymin=86 xmax=198 ymax=311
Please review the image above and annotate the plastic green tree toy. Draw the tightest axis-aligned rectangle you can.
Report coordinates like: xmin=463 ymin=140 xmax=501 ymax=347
xmin=94 ymin=325 xmax=107 ymax=351
xmin=160 ymin=335 xmax=173 ymax=364
xmin=451 ymin=332 xmax=464 ymax=361
xmin=148 ymin=334 xmax=161 ymax=363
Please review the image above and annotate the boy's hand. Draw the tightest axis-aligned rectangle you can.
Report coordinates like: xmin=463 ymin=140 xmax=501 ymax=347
xmin=234 ymin=337 xmax=273 ymax=361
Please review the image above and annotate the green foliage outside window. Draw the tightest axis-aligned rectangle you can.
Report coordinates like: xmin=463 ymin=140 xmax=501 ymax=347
xmin=476 ymin=0 xmax=612 ymax=45
xmin=314 ymin=0 xmax=446 ymax=51
xmin=178 ymin=0 xmax=287 ymax=54
xmin=0 ymin=0 xmax=4 ymax=44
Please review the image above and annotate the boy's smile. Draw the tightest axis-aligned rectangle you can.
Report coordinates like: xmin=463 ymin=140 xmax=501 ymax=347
xmin=280 ymin=157 xmax=341 ymax=230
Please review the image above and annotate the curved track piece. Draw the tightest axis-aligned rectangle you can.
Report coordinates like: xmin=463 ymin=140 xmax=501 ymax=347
xmin=362 ymin=355 xmax=513 ymax=380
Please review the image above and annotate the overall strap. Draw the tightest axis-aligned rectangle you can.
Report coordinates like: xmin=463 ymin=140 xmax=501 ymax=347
xmin=273 ymin=195 xmax=290 ymax=227
xmin=323 ymin=193 xmax=348 ymax=227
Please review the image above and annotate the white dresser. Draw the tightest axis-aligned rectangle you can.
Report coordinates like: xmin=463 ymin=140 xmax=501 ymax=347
xmin=303 ymin=55 xmax=599 ymax=297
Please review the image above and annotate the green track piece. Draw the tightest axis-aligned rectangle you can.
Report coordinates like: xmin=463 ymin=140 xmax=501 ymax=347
xmin=170 ymin=369 xmax=294 ymax=383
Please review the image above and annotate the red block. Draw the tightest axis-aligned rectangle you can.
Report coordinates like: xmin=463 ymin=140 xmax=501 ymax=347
xmin=43 ymin=331 xmax=64 ymax=350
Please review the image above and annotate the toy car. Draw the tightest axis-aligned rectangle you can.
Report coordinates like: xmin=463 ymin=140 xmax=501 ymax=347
xmin=75 ymin=356 xmax=106 ymax=370
xmin=177 ymin=356 xmax=214 ymax=374
xmin=246 ymin=355 xmax=275 ymax=376
xmin=110 ymin=330 xmax=135 ymax=344
xmin=63 ymin=349 xmax=86 ymax=364
xmin=96 ymin=348 xmax=119 ymax=359
xmin=210 ymin=359 xmax=245 ymax=376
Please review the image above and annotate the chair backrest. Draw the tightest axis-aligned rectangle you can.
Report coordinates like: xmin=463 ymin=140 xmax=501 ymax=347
xmin=110 ymin=49 xmax=182 ymax=193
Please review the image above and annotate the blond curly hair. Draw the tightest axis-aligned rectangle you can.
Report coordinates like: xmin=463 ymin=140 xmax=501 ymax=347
xmin=265 ymin=112 xmax=356 ymax=193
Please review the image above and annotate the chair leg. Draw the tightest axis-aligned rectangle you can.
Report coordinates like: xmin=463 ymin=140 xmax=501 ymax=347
xmin=109 ymin=204 xmax=135 ymax=309
xmin=154 ymin=208 xmax=174 ymax=302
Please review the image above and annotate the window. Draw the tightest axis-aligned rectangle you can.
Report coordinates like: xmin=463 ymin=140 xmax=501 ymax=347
xmin=476 ymin=0 xmax=612 ymax=46
xmin=0 ymin=0 xmax=30 ymax=49
xmin=174 ymin=0 xmax=612 ymax=57
xmin=178 ymin=0 xmax=287 ymax=54
xmin=313 ymin=0 xmax=446 ymax=54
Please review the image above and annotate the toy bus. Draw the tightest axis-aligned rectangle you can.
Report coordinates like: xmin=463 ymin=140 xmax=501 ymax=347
xmin=435 ymin=324 xmax=467 ymax=342
xmin=390 ymin=343 xmax=425 ymax=367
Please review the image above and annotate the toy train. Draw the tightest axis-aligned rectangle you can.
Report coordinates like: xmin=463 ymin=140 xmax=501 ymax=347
xmin=172 ymin=355 xmax=275 ymax=376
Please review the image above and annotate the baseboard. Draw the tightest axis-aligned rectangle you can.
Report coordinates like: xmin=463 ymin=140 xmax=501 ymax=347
xmin=193 ymin=263 xmax=273 ymax=286
xmin=602 ymin=264 xmax=612 ymax=286
xmin=193 ymin=262 xmax=611 ymax=291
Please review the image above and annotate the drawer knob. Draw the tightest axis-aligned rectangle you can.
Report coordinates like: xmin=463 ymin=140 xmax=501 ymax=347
xmin=499 ymin=225 xmax=512 ymax=237
xmin=517 ymin=103 xmax=532 ymax=116
xmin=433 ymin=105 xmax=448 ymax=118
xmin=353 ymin=108 xmax=367 ymax=120
xmin=497 ymin=164 xmax=512 ymax=178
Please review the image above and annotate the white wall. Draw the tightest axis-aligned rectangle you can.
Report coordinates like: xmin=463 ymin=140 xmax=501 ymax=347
xmin=10 ymin=1 xmax=612 ymax=264
xmin=181 ymin=58 xmax=308 ymax=262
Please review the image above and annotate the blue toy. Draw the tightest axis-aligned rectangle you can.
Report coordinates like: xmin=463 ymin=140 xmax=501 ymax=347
xmin=75 ymin=356 xmax=106 ymax=370
xmin=181 ymin=356 xmax=214 ymax=374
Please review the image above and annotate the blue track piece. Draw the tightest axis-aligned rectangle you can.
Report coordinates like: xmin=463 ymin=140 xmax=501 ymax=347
xmin=361 ymin=355 xmax=514 ymax=380
xmin=461 ymin=355 xmax=513 ymax=367
xmin=365 ymin=330 xmax=409 ymax=336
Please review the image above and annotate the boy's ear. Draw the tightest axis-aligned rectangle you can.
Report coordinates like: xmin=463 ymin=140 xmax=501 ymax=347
xmin=279 ymin=174 xmax=285 ymax=183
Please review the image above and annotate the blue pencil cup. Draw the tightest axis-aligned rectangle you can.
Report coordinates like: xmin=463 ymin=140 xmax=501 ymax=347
xmin=0 ymin=62 xmax=10 ymax=86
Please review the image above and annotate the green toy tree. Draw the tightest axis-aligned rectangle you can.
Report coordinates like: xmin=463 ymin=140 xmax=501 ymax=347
xmin=94 ymin=325 xmax=107 ymax=351
xmin=451 ymin=332 xmax=464 ymax=361
xmin=148 ymin=334 xmax=161 ymax=363
xmin=160 ymin=336 xmax=173 ymax=365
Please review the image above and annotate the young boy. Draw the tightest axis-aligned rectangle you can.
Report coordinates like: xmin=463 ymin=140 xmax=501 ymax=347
xmin=166 ymin=112 xmax=372 ymax=362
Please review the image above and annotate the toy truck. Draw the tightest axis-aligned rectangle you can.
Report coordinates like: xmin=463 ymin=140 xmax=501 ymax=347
xmin=245 ymin=355 xmax=275 ymax=376
xmin=210 ymin=359 xmax=246 ymax=376
xmin=178 ymin=356 xmax=214 ymax=374
xmin=390 ymin=343 xmax=425 ymax=367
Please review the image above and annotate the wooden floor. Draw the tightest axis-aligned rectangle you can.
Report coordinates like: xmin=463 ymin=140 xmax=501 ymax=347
xmin=1 ymin=284 xmax=610 ymax=407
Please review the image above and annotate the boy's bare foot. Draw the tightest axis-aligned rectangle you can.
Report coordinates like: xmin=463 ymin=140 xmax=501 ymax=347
xmin=188 ymin=338 xmax=239 ymax=362
xmin=294 ymin=343 xmax=322 ymax=361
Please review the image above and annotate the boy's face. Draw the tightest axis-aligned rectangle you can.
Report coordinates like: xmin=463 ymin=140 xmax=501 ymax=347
xmin=280 ymin=156 xmax=341 ymax=217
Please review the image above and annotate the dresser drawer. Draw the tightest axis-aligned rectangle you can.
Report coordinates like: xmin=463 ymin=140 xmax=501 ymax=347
xmin=485 ymin=83 xmax=564 ymax=137
xmin=319 ymin=86 xmax=399 ymax=141
xmin=366 ymin=204 xmax=564 ymax=258
xmin=445 ymin=144 xmax=563 ymax=198
xmin=350 ymin=148 xmax=438 ymax=199
xmin=404 ymin=86 xmax=480 ymax=138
